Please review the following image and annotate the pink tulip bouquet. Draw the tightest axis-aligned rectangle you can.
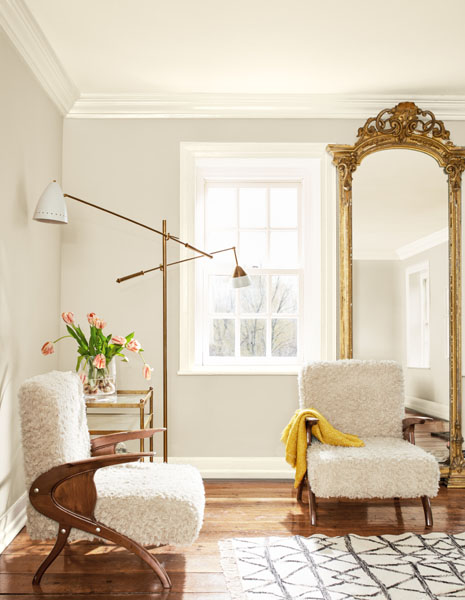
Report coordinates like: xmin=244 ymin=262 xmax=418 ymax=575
xmin=41 ymin=311 xmax=153 ymax=396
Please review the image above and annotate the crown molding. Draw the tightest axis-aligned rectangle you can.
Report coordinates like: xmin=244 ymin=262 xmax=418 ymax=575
xmin=0 ymin=0 xmax=78 ymax=114
xmin=2 ymin=3 xmax=465 ymax=121
xmin=67 ymin=93 xmax=465 ymax=120
xmin=396 ymin=227 xmax=448 ymax=260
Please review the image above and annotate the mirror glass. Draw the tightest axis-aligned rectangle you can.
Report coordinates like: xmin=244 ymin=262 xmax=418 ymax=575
xmin=352 ymin=149 xmax=449 ymax=464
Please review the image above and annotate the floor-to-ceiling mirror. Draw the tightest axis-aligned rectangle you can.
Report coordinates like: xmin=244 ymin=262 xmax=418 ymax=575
xmin=328 ymin=102 xmax=465 ymax=486
xmin=352 ymin=149 xmax=449 ymax=463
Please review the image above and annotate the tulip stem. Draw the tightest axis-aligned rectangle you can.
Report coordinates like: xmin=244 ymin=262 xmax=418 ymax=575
xmin=52 ymin=335 xmax=73 ymax=344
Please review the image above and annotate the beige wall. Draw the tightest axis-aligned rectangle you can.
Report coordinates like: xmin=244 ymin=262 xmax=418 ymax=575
xmin=353 ymin=260 xmax=402 ymax=362
xmin=402 ymin=243 xmax=449 ymax=407
xmin=61 ymin=118 xmax=357 ymax=460
xmin=60 ymin=117 xmax=465 ymax=461
xmin=0 ymin=30 xmax=63 ymax=519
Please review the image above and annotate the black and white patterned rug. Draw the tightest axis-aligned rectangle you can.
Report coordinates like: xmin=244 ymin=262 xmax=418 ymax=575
xmin=219 ymin=532 xmax=465 ymax=599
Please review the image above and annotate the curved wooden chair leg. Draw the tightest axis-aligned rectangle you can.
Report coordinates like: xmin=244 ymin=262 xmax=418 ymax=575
xmin=112 ymin=531 xmax=172 ymax=588
xmin=421 ymin=496 xmax=433 ymax=528
xmin=297 ymin=473 xmax=307 ymax=502
xmin=33 ymin=524 xmax=70 ymax=585
xmin=306 ymin=477 xmax=317 ymax=526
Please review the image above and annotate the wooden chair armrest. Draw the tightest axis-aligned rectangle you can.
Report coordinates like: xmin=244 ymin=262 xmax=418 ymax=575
xmin=29 ymin=453 xmax=155 ymax=562
xmin=402 ymin=416 xmax=432 ymax=444
xmin=91 ymin=428 xmax=165 ymax=455
xmin=31 ymin=452 xmax=155 ymax=498
xmin=305 ymin=417 xmax=319 ymax=446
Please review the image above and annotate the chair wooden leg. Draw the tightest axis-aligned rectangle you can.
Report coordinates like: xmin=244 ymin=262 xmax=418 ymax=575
xmin=33 ymin=524 xmax=70 ymax=585
xmin=306 ymin=477 xmax=317 ymax=526
xmin=421 ymin=496 xmax=433 ymax=528
xmin=297 ymin=472 xmax=307 ymax=502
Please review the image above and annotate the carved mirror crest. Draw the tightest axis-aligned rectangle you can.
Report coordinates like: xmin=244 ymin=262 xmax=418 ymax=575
xmin=327 ymin=102 xmax=465 ymax=487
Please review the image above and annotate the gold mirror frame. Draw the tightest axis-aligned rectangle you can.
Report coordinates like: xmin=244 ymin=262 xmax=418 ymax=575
xmin=327 ymin=102 xmax=465 ymax=487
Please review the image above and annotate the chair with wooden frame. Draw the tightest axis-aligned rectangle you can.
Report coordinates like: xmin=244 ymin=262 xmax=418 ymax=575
xmin=19 ymin=371 xmax=205 ymax=588
xmin=296 ymin=360 xmax=440 ymax=527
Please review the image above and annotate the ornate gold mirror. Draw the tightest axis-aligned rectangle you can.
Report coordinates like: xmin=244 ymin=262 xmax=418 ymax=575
xmin=328 ymin=102 xmax=465 ymax=487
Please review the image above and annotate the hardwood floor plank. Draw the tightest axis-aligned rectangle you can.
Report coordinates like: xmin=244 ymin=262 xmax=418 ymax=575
xmin=1 ymin=481 xmax=465 ymax=597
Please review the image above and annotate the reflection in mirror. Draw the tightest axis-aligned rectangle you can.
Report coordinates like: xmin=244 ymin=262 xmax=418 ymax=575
xmin=352 ymin=149 xmax=449 ymax=464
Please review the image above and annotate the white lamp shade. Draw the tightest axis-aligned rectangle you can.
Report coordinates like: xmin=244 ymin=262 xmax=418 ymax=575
xmin=231 ymin=265 xmax=251 ymax=288
xmin=33 ymin=181 xmax=68 ymax=223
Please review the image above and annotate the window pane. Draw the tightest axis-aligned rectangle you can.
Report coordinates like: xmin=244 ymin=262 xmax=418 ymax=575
xmin=269 ymin=231 xmax=298 ymax=266
xmin=272 ymin=319 xmax=297 ymax=357
xmin=209 ymin=319 xmax=235 ymax=356
xmin=205 ymin=188 xmax=237 ymax=229
xmin=209 ymin=276 xmax=235 ymax=313
xmin=240 ymin=319 xmax=266 ymax=356
xmin=239 ymin=188 xmax=267 ymax=228
xmin=206 ymin=229 xmax=237 ymax=253
xmin=271 ymin=276 xmax=298 ymax=314
xmin=240 ymin=231 xmax=267 ymax=267
xmin=270 ymin=188 xmax=298 ymax=228
xmin=240 ymin=275 xmax=266 ymax=314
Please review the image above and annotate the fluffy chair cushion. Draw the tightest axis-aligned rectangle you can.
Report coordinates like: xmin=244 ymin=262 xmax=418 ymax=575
xmin=94 ymin=462 xmax=205 ymax=546
xmin=19 ymin=371 xmax=91 ymax=488
xmin=298 ymin=360 xmax=404 ymax=438
xmin=307 ymin=437 xmax=439 ymax=499
xmin=19 ymin=371 xmax=205 ymax=545
xmin=26 ymin=462 xmax=206 ymax=544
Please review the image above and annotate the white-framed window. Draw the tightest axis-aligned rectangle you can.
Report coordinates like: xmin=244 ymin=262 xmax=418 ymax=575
xmin=179 ymin=143 xmax=336 ymax=374
xmin=406 ymin=261 xmax=430 ymax=368
xmin=201 ymin=181 xmax=302 ymax=365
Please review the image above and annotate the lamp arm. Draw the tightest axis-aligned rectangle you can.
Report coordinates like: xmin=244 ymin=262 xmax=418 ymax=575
xmin=64 ymin=194 xmax=212 ymax=258
xmin=116 ymin=246 xmax=239 ymax=283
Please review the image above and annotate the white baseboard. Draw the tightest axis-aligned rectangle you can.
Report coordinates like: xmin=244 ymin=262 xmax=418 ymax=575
xmin=155 ymin=456 xmax=294 ymax=479
xmin=0 ymin=492 xmax=27 ymax=554
xmin=405 ymin=396 xmax=449 ymax=421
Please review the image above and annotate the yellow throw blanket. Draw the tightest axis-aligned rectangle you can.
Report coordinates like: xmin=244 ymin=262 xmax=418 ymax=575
xmin=281 ymin=408 xmax=364 ymax=488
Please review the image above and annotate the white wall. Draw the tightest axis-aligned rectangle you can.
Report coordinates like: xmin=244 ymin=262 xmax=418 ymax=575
xmin=0 ymin=29 xmax=63 ymax=536
xmin=61 ymin=118 xmax=356 ymax=466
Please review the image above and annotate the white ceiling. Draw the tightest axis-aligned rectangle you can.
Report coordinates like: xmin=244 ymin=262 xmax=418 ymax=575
xmin=352 ymin=150 xmax=447 ymax=259
xmin=1 ymin=0 xmax=462 ymax=117
xmin=22 ymin=0 xmax=465 ymax=95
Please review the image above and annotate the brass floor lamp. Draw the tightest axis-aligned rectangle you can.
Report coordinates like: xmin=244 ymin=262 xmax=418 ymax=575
xmin=34 ymin=181 xmax=250 ymax=462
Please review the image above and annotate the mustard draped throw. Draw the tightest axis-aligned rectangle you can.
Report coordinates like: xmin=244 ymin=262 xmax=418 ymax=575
xmin=281 ymin=408 xmax=365 ymax=488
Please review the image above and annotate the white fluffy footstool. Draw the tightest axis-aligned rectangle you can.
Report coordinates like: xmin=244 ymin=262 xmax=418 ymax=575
xmin=19 ymin=370 xmax=205 ymax=588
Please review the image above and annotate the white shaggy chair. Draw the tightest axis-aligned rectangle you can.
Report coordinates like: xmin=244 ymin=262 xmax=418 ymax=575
xmin=297 ymin=360 xmax=440 ymax=527
xmin=18 ymin=371 xmax=205 ymax=588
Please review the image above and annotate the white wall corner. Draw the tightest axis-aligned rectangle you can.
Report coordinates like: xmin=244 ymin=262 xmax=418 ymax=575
xmin=0 ymin=492 xmax=27 ymax=554
xmin=157 ymin=456 xmax=294 ymax=479
xmin=0 ymin=0 xmax=79 ymax=114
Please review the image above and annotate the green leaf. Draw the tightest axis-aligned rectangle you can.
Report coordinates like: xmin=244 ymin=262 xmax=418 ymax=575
xmin=126 ymin=332 xmax=135 ymax=343
xmin=76 ymin=355 xmax=84 ymax=373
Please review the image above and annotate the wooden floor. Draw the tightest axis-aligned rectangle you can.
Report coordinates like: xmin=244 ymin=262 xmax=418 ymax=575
xmin=2 ymin=480 xmax=465 ymax=598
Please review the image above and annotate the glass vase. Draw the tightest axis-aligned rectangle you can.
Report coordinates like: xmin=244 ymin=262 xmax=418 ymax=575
xmin=80 ymin=358 xmax=116 ymax=399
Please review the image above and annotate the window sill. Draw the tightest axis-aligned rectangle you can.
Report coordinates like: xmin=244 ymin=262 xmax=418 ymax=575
xmin=177 ymin=366 xmax=300 ymax=376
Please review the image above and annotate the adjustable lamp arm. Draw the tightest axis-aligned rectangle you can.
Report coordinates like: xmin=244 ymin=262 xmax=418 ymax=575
xmin=64 ymin=194 xmax=212 ymax=258
xmin=32 ymin=182 xmax=212 ymax=259
xmin=116 ymin=246 xmax=241 ymax=283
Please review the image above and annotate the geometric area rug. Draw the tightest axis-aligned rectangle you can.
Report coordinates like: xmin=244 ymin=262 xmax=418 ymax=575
xmin=219 ymin=532 xmax=465 ymax=599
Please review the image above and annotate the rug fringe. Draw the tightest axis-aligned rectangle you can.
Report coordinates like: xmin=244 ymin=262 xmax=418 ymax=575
xmin=218 ymin=539 xmax=246 ymax=600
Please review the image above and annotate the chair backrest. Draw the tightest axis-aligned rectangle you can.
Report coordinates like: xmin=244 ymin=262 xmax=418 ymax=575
xmin=19 ymin=370 xmax=91 ymax=491
xmin=298 ymin=360 xmax=404 ymax=438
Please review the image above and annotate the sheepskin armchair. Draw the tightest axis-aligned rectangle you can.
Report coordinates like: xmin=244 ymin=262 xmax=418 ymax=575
xmin=19 ymin=370 xmax=205 ymax=588
xmin=297 ymin=360 xmax=439 ymax=526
